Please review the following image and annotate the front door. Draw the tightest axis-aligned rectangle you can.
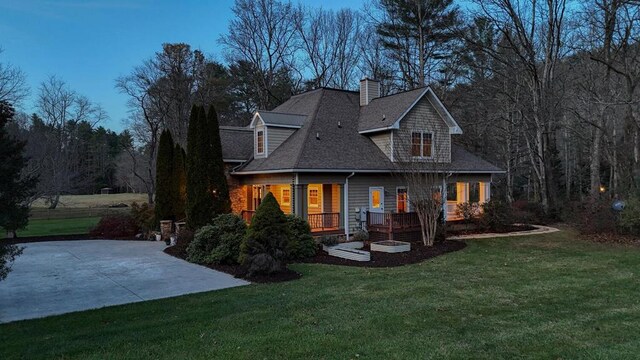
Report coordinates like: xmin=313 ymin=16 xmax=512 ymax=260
xmin=369 ymin=187 xmax=384 ymax=213
xmin=368 ymin=186 xmax=384 ymax=227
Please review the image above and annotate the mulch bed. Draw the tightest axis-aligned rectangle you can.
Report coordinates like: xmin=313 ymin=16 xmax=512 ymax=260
xmin=163 ymin=242 xmax=301 ymax=284
xmin=447 ymin=224 xmax=536 ymax=237
xmin=296 ymin=240 xmax=466 ymax=268
xmin=582 ymin=233 xmax=640 ymax=246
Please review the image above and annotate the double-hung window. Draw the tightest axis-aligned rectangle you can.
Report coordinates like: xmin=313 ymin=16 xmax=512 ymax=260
xmin=256 ymin=130 xmax=264 ymax=154
xmin=410 ymin=131 xmax=433 ymax=158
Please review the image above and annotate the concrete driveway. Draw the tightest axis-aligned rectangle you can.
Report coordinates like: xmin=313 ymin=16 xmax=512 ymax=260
xmin=0 ymin=240 xmax=248 ymax=323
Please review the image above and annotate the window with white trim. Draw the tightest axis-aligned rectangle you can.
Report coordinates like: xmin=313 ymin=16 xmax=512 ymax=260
xmin=256 ymin=130 xmax=264 ymax=154
xmin=410 ymin=131 xmax=433 ymax=158
xmin=308 ymin=186 xmax=319 ymax=208
xmin=281 ymin=188 xmax=291 ymax=206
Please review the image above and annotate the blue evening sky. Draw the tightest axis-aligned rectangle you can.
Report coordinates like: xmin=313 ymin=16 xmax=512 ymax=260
xmin=0 ymin=0 xmax=367 ymax=132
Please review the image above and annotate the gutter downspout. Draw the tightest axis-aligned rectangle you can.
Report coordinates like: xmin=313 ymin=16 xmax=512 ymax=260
xmin=344 ymin=172 xmax=355 ymax=238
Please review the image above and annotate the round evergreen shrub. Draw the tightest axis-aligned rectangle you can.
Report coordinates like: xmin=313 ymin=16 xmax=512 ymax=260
xmin=240 ymin=192 xmax=290 ymax=275
xmin=208 ymin=213 xmax=246 ymax=264
xmin=185 ymin=213 xmax=246 ymax=264
xmin=286 ymin=215 xmax=316 ymax=259
xmin=186 ymin=224 xmax=217 ymax=264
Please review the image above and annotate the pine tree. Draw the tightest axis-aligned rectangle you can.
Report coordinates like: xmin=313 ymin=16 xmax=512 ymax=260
xmin=155 ymin=129 xmax=175 ymax=224
xmin=206 ymin=105 xmax=231 ymax=214
xmin=0 ymin=101 xmax=37 ymax=238
xmin=173 ymin=143 xmax=187 ymax=220
xmin=239 ymin=192 xmax=290 ymax=275
xmin=186 ymin=105 xmax=214 ymax=229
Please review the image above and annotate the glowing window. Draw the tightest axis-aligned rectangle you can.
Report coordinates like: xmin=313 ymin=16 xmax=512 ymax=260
xmin=371 ymin=190 xmax=381 ymax=209
xmin=397 ymin=188 xmax=408 ymax=213
xmin=308 ymin=187 xmax=319 ymax=207
xmin=281 ymin=188 xmax=291 ymax=206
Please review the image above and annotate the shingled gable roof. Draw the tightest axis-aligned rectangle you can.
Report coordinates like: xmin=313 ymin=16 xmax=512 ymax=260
xmin=250 ymin=111 xmax=307 ymax=128
xmin=219 ymin=126 xmax=252 ymax=162
xmin=358 ymin=86 xmax=463 ymax=134
xmin=235 ymin=88 xmax=394 ymax=173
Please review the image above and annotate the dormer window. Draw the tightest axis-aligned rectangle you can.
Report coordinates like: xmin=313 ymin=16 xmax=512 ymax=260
xmin=257 ymin=130 xmax=264 ymax=154
xmin=411 ymin=131 xmax=433 ymax=158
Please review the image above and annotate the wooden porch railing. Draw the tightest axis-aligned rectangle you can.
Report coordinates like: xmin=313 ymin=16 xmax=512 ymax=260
xmin=307 ymin=212 xmax=341 ymax=231
xmin=241 ymin=210 xmax=340 ymax=232
xmin=367 ymin=211 xmax=421 ymax=229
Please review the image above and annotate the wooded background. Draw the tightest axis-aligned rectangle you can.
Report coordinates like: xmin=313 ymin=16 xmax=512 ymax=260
xmin=2 ymin=0 xmax=638 ymax=214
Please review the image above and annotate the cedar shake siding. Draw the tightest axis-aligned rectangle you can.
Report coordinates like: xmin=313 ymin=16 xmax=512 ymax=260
xmin=369 ymin=132 xmax=392 ymax=160
xmin=393 ymin=96 xmax=451 ymax=163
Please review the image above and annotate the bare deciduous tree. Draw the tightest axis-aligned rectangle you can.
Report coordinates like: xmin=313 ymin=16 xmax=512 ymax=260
xmin=220 ymin=0 xmax=301 ymax=109
xmin=0 ymin=48 xmax=29 ymax=105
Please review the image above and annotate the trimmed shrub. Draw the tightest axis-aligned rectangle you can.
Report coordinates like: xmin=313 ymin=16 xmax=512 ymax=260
xmin=185 ymin=214 xmax=246 ymax=264
xmin=479 ymin=200 xmax=514 ymax=231
xmin=186 ymin=225 xmax=217 ymax=263
xmin=130 ymin=202 xmax=155 ymax=236
xmin=286 ymin=215 xmax=316 ymax=259
xmin=90 ymin=214 xmax=138 ymax=239
xmin=240 ymin=192 xmax=289 ymax=275
xmin=351 ymin=230 xmax=369 ymax=242
xmin=620 ymin=196 xmax=640 ymax=235
xmin=318 ymin=235 xmax=340 ymax=247
xmin=456 ymin=202 xmax=480 ymax=223
xmin=209 ymin=214 xmax=246 ymax=264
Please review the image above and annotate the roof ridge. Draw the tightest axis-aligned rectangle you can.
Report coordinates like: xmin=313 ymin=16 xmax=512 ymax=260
xmin=259 ymin=110 xmax=307 ymax=116
xmin=369 ymin=86 xmax=428 ymax=102
xmin=293 ymin=88 xmax=326 ymax=169
xmin=219 ymin=126 xmax=251 ymax=131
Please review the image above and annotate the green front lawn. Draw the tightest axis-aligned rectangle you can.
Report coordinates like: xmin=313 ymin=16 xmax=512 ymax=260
xmin=2 ymin=229 xmax=640 ymax=359
xmin=3 ymin=217 xmax=100 ymax=238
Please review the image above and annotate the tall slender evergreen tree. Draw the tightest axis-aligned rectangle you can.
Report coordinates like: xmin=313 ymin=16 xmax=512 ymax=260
xmin=155 ymin=129 xmax=175 ymax=223
xmin=0 ymin=101 xmax=37 ymax=238
xmin=206 ymin=105 xmax=231 ymax=214
xmin=173 ymin=143 xmax=187 ymax=220
xmin=186 ymin=105 xmax=214 ymax=229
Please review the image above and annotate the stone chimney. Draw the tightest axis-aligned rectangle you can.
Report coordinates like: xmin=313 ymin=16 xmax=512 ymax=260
xmin=360 ymin=78 xmax=380 ymax=106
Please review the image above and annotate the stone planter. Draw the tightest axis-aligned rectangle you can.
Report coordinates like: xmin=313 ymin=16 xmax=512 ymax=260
xmin=370 ymin=240 xmax=411 ymax=253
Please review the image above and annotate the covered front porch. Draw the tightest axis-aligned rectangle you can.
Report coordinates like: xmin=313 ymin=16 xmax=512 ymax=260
xmin=366 ymin=181 xmax=491 ymax=240
xmin=238 ymin=183 xmax=345 ymax=234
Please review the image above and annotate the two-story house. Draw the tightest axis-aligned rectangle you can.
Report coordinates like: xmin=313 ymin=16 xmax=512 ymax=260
xmin=219 ymin=79 xmax=503 ymax=238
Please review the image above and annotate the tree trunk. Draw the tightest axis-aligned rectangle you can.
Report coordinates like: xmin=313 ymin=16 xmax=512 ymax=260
xmin=590 ymin=121 xmax=603 ymax=198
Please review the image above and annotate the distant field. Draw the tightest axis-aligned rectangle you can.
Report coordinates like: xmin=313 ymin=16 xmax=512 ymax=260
xmin=29 ymin=194 xmax=148 ymax=220
xmin=31 ymin=193 xmax=148 ymax=209
xmin=3 ymin=217 xmax=101 ymax=239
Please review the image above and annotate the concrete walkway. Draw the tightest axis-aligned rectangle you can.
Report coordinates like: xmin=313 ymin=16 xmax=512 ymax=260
xmin=447 ymin=225 xmax=560 ymax=240
xmin=0 ymin=240 xmax=248 ymax=323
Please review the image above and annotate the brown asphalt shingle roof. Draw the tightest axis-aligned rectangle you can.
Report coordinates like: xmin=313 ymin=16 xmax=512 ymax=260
xmin=227 ymin=88 xmax=503 ymax=174
xmin=358 ymin=87 xmax=427 ymax=132
xmin=220 ymin=126 xmax=252 ymax=161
